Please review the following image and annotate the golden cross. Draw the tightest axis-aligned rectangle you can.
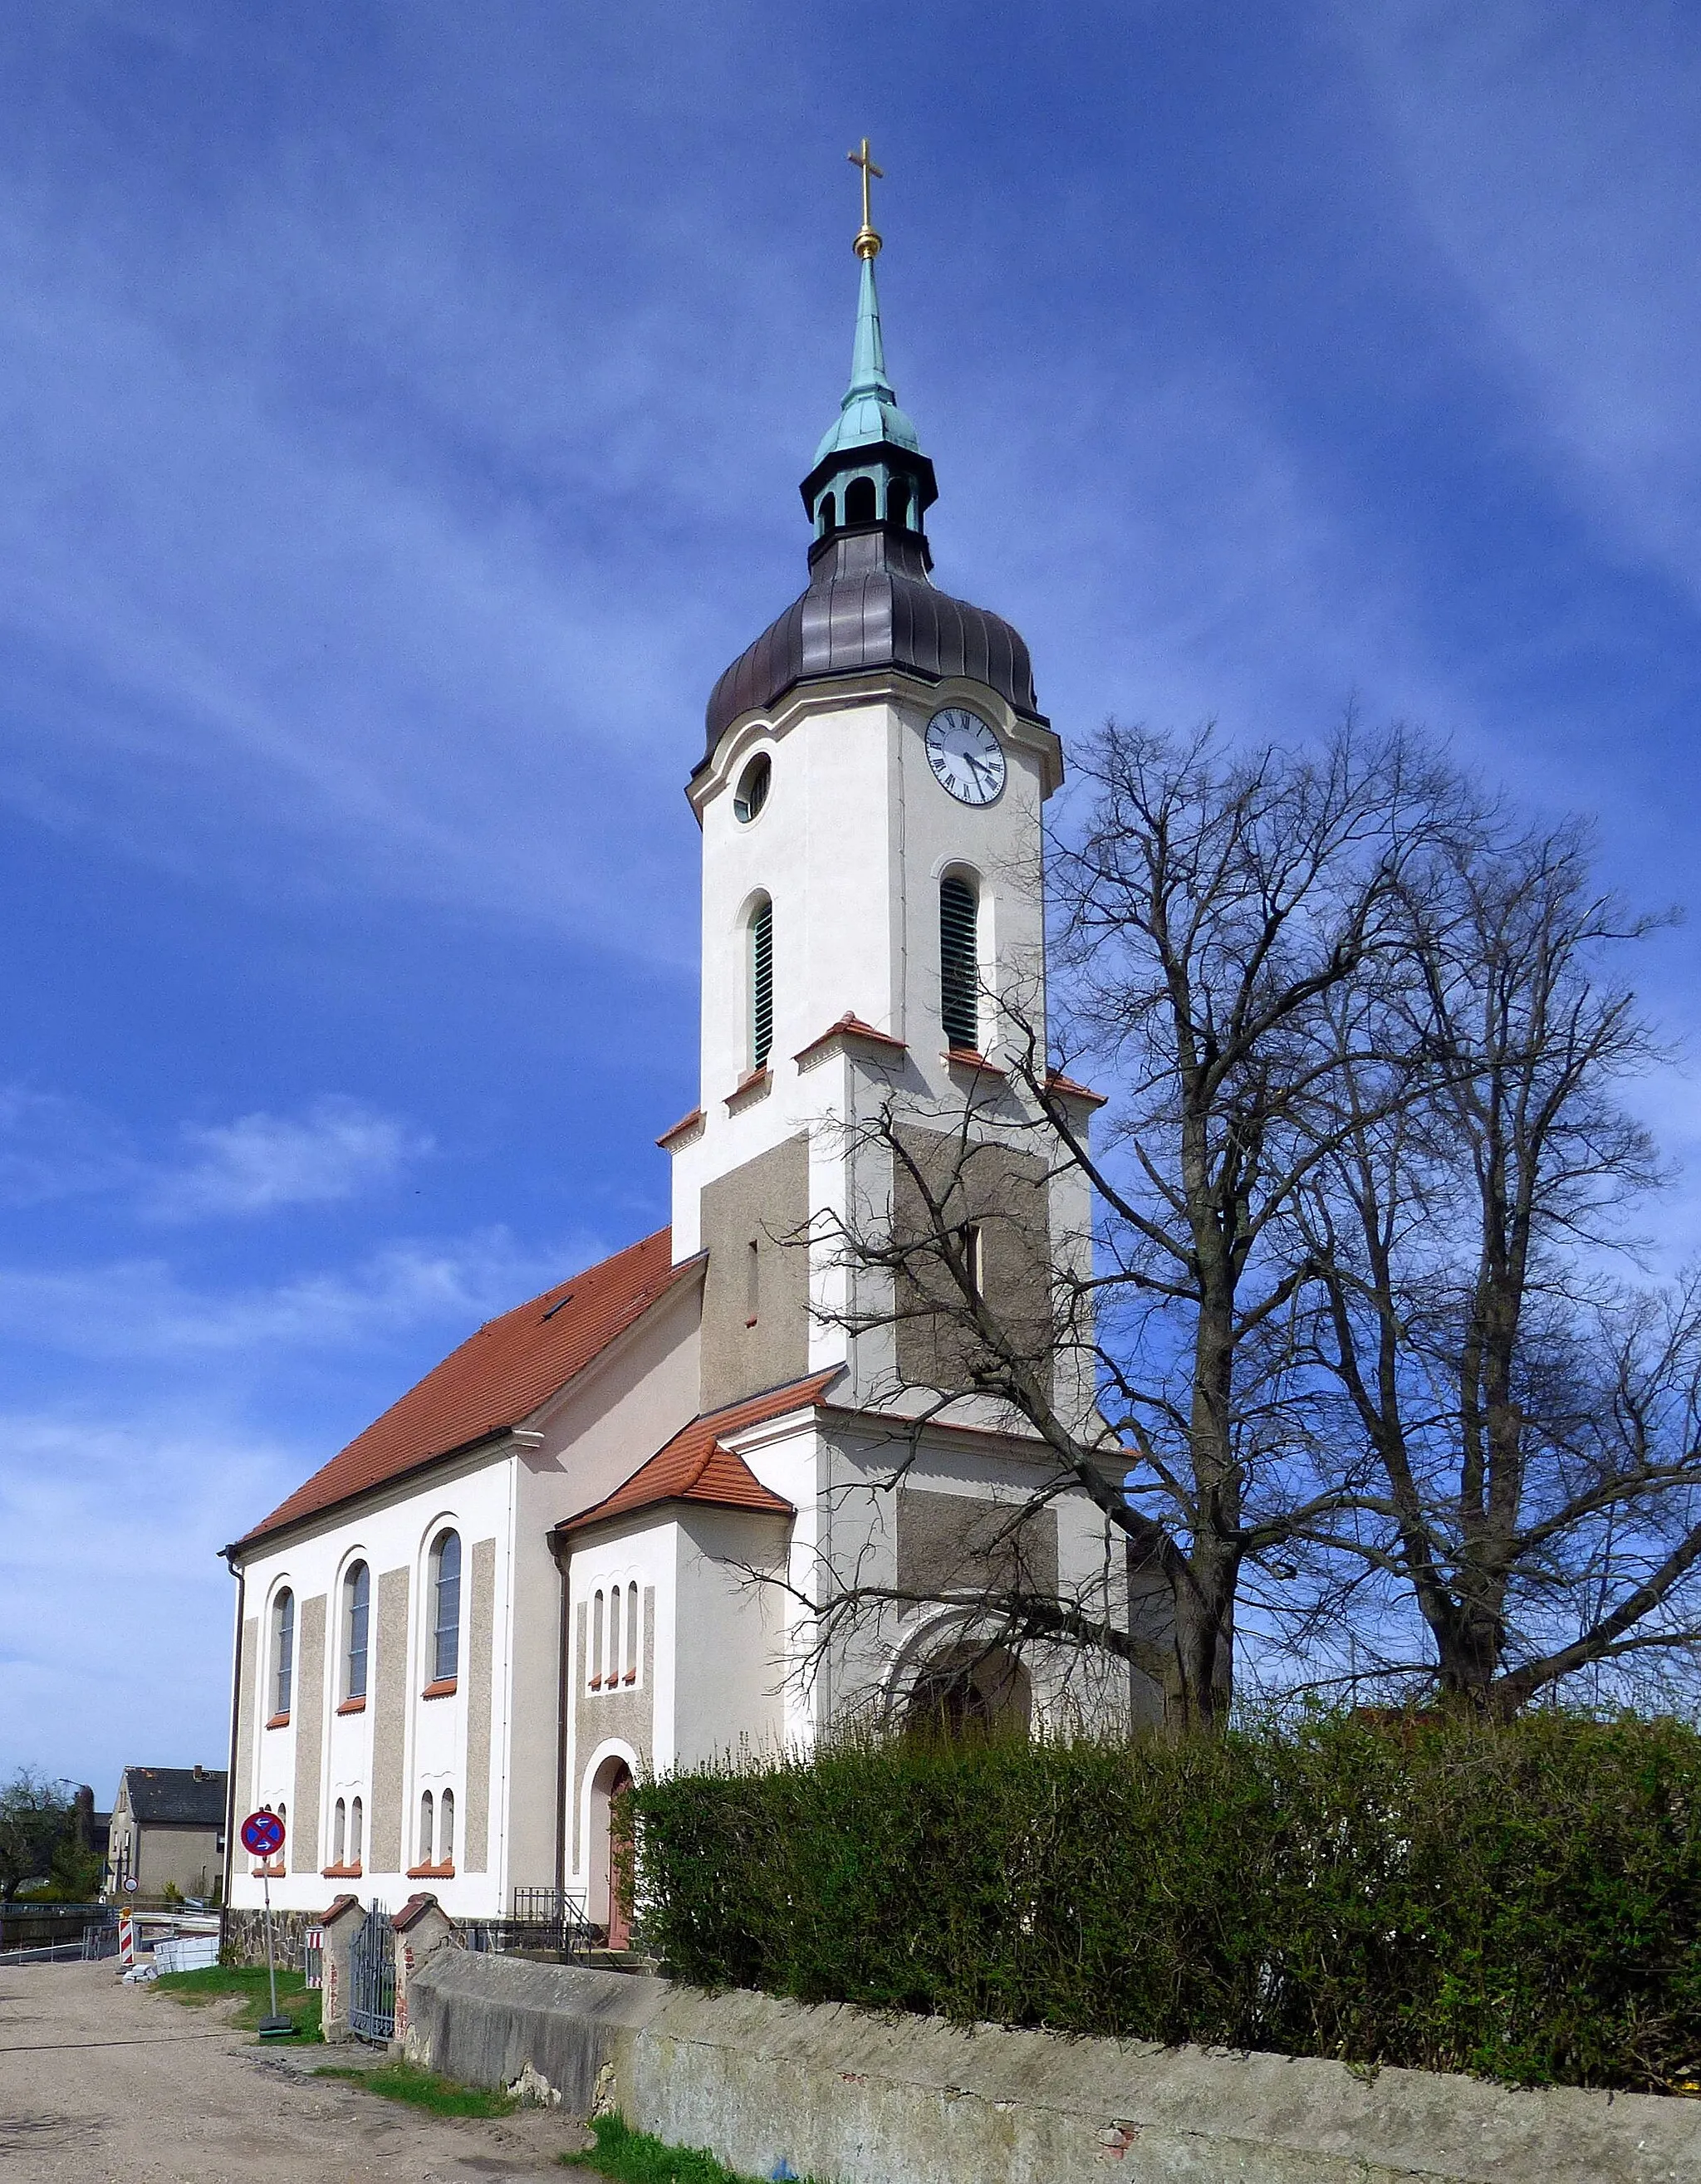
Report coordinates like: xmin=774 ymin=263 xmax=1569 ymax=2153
xmin=848 ymin=136 xmax=884 ymax=259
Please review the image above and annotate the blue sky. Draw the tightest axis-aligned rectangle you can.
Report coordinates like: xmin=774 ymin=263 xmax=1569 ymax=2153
xmin=4 ymin=1 xmax=1701 ymax=1796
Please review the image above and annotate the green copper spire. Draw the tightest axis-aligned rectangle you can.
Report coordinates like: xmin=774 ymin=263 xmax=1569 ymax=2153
xmin=812 ymin=249 xmax=922 ymax=465
xmin=799 ymin=141 xmax=938 ymax=544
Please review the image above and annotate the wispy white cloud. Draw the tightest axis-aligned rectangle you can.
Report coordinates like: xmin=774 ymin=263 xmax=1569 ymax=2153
xmin=0 ymin=1224 xmax=596 ymax=1364
xmin=0 ymin=1085 xmax=431 ymax=1220
xmin=140 ymin=1096 xmax=430 ymax=1221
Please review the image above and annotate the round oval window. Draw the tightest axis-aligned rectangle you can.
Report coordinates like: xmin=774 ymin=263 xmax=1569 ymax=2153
xmin=733 ymin=754 xmax=772 ymax=824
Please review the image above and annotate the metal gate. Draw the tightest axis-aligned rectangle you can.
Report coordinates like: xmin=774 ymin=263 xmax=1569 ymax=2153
xmin=347 ymin=1901 xmax=394 ymax=2043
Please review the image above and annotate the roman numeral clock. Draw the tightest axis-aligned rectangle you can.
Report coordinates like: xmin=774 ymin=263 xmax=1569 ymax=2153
xmin=925 ymin=706 xmax=1007 ymax=806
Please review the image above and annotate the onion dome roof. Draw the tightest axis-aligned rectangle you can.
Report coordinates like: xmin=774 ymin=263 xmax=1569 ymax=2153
xmin=700 ymin=227 xmax=1043 ymax=768
xmin=703 ymin=530 xmax=1042 ymax=761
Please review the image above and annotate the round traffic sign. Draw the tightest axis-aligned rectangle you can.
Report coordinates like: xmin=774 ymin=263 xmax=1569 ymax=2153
xmin=240 ymin=1808 xmax=286 ymax=1858
xmin=121 ymin=1876 xmax=139 ymax=1893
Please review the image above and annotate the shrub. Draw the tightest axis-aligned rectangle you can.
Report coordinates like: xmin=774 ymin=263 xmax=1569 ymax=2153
xmin=626 ymin=1712 xmax=1701 ymax=2093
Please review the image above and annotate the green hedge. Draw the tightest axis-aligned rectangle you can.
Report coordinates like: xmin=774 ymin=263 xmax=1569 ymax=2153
xmin=625 ymin=1714 xmax=1701 ymax=2093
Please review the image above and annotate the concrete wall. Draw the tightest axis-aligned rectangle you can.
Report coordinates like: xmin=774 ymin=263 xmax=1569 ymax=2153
xmin=404 ymin=1956 xmax=1701 ymax=2184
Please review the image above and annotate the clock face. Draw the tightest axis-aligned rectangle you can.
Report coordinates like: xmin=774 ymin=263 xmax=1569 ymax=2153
xmin=925 ymin=708 xmax=1006 ymax=806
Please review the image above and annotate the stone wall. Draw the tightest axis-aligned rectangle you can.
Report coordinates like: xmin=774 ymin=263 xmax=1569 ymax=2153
xmin=220 ymin=1904 xmax=321 ymax=1971
xmin=403 ymin=1953 xmax=1701 ymax=2184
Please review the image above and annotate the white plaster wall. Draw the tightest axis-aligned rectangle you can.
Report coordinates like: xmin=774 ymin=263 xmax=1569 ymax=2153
xmin=229 ymin=1447 xmax=517 ymax=1921
xmin=564 ymin=1511 xmax=678 ymax=1908
xmin=506 ymin=1279 xmax=703 ymax=1900
xmin=811 ymin=1415 xmax=1135 ymax=1741
xmin=671 ymin=1504 xmax=791 ymax=1770
xmin=671 ymin=669 xmax=1061 ymax=1263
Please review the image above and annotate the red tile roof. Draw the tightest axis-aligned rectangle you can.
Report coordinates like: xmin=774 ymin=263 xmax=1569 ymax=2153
xmin=794 ymin=1012 xmax=908 ymax=1064
xmin=554 ymin=1370 xmax=841 ymax=1538
xmin=1045 ymin=1066 xmax=1107 ymax=1109
xmin=655 ymin=1107 xmax=703 ymax=1148
xmin=236 ymin=1229 xmax=699 ymax=1550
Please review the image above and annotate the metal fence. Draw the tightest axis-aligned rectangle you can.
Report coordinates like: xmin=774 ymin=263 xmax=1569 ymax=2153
xmin=463 ymin=1885 xmax=594 ymax=1961
xmin=0 ymin=1907 xmax=118 ymax=1966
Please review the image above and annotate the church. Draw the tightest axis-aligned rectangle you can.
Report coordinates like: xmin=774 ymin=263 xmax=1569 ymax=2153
xmin=223 ymin=163 xmax=1141 ymax=1945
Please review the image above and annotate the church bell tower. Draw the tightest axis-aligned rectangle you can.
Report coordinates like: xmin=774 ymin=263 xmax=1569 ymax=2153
xmin=664 ymin=152 xmax=1083 ymax=1419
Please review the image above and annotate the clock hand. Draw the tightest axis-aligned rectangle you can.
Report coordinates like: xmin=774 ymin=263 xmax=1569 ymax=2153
xmin=963 ymin=753 xmax=995 ymax=792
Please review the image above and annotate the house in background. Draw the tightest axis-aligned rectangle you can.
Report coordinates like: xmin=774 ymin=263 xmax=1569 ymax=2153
xmin=106 ymin=1766 xmax=227 ymax=1902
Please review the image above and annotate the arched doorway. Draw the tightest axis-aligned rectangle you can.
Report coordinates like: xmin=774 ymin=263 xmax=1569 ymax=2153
xmin=588 ymin=1755 xmax=635 ymax=1951
xmin=903 ymin=1644 xmax=1032 ymax=1741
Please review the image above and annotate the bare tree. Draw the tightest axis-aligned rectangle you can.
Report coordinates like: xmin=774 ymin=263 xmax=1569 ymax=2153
xmin=1299 ymin=815 xmax=1701 ymax=1716
xmin=809 ymin=723 xmax=1453 ymax=1731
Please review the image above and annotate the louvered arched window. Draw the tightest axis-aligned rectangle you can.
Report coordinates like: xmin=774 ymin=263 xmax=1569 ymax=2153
xmin=940 ymin=876 xmax=980 ymax=1050
xmin=750 ymin=897 xmax=774 ymax=1070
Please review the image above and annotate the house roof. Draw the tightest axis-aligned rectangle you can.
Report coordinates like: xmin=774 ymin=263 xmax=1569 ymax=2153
xmin=235 ymin=1229 xmax=699 ymax=1552
xmin=120 ymin=1767 xmax=227 ymax=1829
xmin=554 ymin=1370 xmax=841 ymax=1539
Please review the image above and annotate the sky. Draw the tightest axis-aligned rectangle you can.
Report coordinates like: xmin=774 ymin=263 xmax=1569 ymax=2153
xmin=4 ymin=0 xmax=1701 ymax=1796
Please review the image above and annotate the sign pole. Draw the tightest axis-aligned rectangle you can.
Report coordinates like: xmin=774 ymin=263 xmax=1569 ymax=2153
xmin=262 ymin=1866 xmax=279 ymax=2026
xmin=239 ymin=1807 xmax=292 ymax=2036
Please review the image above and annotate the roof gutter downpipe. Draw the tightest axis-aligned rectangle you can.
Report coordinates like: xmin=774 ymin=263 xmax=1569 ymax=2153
xmin=219 ymin=1545 xmax=245 ymax=1957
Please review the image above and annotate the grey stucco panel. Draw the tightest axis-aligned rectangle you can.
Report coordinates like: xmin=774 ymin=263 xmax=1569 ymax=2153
xmin=404 ymin=1957 xmax=1701 ymax=2184
xmin=290 ymin=1593 xmax=326 ymax=1873
xmin=892 ymin=1123 xmax=1052 ymax=1393
xmin=369 ymin=1565 xmax=410 ymax=1876
xmin=233 ymin=1616 xmax=258 ymax=1820
xmin=699 ymin=1134 xmax=810 ymax=1410
xmin=571 ymin=1589 xmax=655 ymax=1869
xmin=897 ymin=1486 xmax=1058 ymax=1599
xmin=464 ymin=1536 xmax=497 ymax=1875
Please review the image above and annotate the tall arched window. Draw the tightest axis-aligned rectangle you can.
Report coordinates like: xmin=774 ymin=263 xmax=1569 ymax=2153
xmin=430 ymin=1530 xmax=461 ymax=1684
xmin=439 ymin=1790 xmax=455 ymax=1867
xmin=344 ymin=1561 xmax=369 ymax=1702
xmin=626 ymin=1582 xmax=640 ymax=1683
xmin=419 ymin=1790 xmax=434 ymax=1868
xmin=940 ymin=876 xmax=980 ymax=1050
xmin=591 ymin=1589 xmax=605 ymax=1690
xmin=608 ymin=1586 xmax=622 ymax=1690
xmin=749 ymin=897 xmax=773 ymax=1070
xmin=349 ymin=1796 xmax=363 ymax=1866
xmin=816 ymin=490 xmax=836 ymax=535
xmin=332 ymin=1799 xmax=346 ymax=1866
xmin=845 ymin=475 xmax=877 ymax=524
xmin=272 ymin=1589 xmax=295 ymax=1719
xmin=887 ymin=477 xmax=910 ymax=528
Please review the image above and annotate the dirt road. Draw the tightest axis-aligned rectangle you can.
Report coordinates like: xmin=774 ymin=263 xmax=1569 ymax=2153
xmin=0 ymin=1960 xmax=591 ymax=2182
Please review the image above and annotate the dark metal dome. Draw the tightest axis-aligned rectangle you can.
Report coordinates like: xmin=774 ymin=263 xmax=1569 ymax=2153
xmin=702 ymin=527 xmax=1045 ymax=768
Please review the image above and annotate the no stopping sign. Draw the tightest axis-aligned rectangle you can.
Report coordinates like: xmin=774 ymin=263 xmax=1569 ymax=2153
xmin=240 ymin=1809 xmax=286 ymax=1860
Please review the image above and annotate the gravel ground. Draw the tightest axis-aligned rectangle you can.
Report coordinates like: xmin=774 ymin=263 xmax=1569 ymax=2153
xmin=0 ymin=1960 xmax=594 ymax=2182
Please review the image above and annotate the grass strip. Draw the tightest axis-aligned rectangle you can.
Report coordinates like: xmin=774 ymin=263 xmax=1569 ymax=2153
xmin=154 ymin=1964 xmax=321 ymax=2041
xmin=564 ymin=2111 xmax=819 ymax=2182
xmin=315 ymin=2057 xmax=517 ymax=2118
